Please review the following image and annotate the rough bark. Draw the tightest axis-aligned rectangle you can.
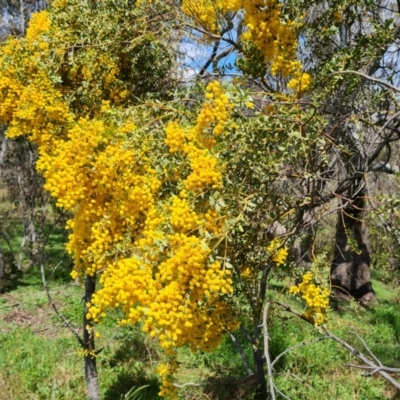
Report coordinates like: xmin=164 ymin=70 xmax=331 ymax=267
xmin=291 ymin=236 xmax=313 ymax=269
xmin=83 ymin=275 xmax=100 ymax=400
xmin=331 ymin=192 xmax=377 ymax=305
xmin=291 ymin=209 xmax=314 ymax=269
xmin=252 ymin=324 xmax=267 ymax=400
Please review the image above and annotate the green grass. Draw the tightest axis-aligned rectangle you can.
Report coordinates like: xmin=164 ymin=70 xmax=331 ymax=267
xmin=1 ymin=267 xmax=400 ymax=400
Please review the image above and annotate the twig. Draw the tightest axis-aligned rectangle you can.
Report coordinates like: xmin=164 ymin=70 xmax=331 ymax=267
xmin=40 ymin=261 xmax=84 ymax=347
xmin=274 ymin=385 xmax=293 ymax=400
xmin=349 ymin=331 xmax=382 ymax=366
xmin=229 ymin=332 xmax=253 ymax=376
xmin=95 ymin=327 xmax=120 ymax=355
xmin=272 ymin=300 xmax=400 ymax=390
xmin=326 ymin=331 xmax=400 ymax=390
xmin=344 ymin=364 xmax=400 ymax=374
xmin=263 ymin=302 xmax=276 ymax=400
xmin=240 ymin=326 xmax=255 ymax=344
xmin=329 ymin=70 xmax=400 ymax=94
xmin=173 ymin=382 xmax=206 ymax=388
xmin=0 ymin=228 xmax=14 ymax=254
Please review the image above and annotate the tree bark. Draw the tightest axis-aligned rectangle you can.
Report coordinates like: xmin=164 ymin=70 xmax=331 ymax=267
xmin=331 ymin=192 xmax=377 ymax=305
xmin=252 ymin=335 xmax=267 ymax=399
xmin=83 ymin=275 xmax=100 ymax=400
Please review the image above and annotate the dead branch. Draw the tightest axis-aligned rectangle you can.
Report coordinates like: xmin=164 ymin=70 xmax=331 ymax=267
xmin=272 ymin=300 xmax=400 ymax=391
xmin=262 ymin=301 xmax=276 ymax=400
xmin=229 ymin=332 xmax=254 ymax=376
xmin=40 ymin=260 xmax=84 ymax=347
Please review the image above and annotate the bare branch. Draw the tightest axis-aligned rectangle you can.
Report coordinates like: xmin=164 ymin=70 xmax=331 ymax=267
xmin=229 ymin=332 xmax=254 ymax=376
xmin=173 ymin=382 xmax=205 ymax=388
xmin=40 ymin=260 xmax=84 ymax=347
xmin=263 ymin=302 xmax=276 ymax=400
xmin=274 ymin=386 xmax=293 ymax=400
xmin=345 ymin=364 xmax=400 ymax=374
xmin=329 ymin=70 xmax=400 ymax=94
xmin=273 ymin=301 xmax=400 ymax=391
xmin=327 ymin=331 xmax=400 ymax=390
xmin=95 ymin=327 xmax=120 ymax=355
xmin=349 ymin=331 xmax=382 ymax=366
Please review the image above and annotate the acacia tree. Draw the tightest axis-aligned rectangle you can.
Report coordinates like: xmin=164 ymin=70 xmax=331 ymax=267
xmin=1 ymin=0 xmax=400 ymax=399
xmin=0 ymin=1 xmax=314 ymax=398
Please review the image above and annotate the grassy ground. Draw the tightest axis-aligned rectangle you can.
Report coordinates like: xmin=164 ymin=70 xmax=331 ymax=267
xmin=1 ymin=266 xmax=400 ymax=400
xmin=0 ymin=212 xmax=399 ymax=400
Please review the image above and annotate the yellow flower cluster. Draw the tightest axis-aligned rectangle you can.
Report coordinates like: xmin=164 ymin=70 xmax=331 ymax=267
xmin=198 ymin=80 xmax=234 ymax=136
xmin=156 ymin=357 xmax=179 ymax=399
xmin=240 ymin=265 xmax=256 ymax=280
xmin=181 ymin=0 xmax=221 ymax=33
xmin=184 ymin=145 xmax=222 ymax=191
xmin=181 ymin=0 xmax=311 ymax=90
xmin=25 ymin=11 xmax=51 ymax=42
xmin=170 ymin=196 xmax=200 ymax=232
xmin=0 ymin=13 xmax=70 ymax=155
xmin=166 ymin=81 xmax=234 ymax=192
xmin=267 ymin=238 xmax=289 ymax=266
xmin=287 ymin=71 xmax=312 ymax=93
xmin=289 ymin=272 xmax=330 ymax=326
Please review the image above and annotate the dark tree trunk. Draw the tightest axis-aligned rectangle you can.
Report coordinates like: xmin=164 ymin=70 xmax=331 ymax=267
xmin=291 ymin=234 xmax=313 ymax=269
xmin=291 ymin=208 xmax=315 ymax=269
xmin=252 ymin=321 xmax=267 ymax=400
xmin=331 ymin=192 xmax=377 ymax=305
xmin=83 ymin=275 xmax=100 ymax=400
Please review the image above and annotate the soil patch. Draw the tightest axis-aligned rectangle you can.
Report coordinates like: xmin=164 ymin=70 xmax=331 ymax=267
xmin=2 ymin=302 xmax=61 ymax=338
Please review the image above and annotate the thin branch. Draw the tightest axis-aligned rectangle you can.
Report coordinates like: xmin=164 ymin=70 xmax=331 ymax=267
xmin=326 ymin=331 xmax=400 ymax=390
xmin=173 ymin=382 xmax=206 ymax=388
xmin=240 ymin=326 xmax=255 ymax=344
xmin=229 ymin=332 xmax=254 ymax=376
xmin=345 ymin=364 xmax=400 ymax=374
xmin=273 ymin=301 xmax=400 ymax=391
xmin=349 ymin=331 xmax=382 ymax=366
xmin=365 ymin=173 xmax=400 ymax=246
xmin=190 ymin=25 xmax=241 ymax=50
xmin=40 ymin=260 xmax=84 ymax=347
xmin=367 ymin=110 xmax=400 ymax=166
xmin=0 ymin=228 xmax=14 ymax=254
xmin=95 ymin=327 xmax=120 ymax=355
xmin=263 ymin=302 xmax=276 ymax=400
xmin=199 ymin=39 xmax=220 ymax=77
xmin=329 ymin=70 xmax=400 ymax=94
xmin=274 ymin=386 xmax=293 ymax=400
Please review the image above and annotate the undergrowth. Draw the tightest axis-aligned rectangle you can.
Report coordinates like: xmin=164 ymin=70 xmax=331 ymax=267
xmin=1 ymin=265 xmax=400 ymax=399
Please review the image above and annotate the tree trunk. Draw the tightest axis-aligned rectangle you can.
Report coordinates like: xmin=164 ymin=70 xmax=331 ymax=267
xmin=83 ymin=275 xmax=100 ymax=400
xmin=331 ymin=192 xmax=377 ymax=305
xmin=252 ymin=335 xmax=267 ymax=399
xmin=252 ymin=307 xmax=267 ymax=400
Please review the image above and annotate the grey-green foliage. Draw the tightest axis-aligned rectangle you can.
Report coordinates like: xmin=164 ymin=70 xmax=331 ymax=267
xmin=48 ymin=0 xmax=177 ymax=109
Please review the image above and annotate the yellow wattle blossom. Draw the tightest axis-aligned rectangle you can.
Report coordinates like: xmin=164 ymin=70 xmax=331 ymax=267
xmin=289 ymin=272 xmax=330 ymax=326
xmin=181 ymin=0 xmax=311 ymax=91
xmin=25 ymin=11 xmax=51 ymax=42
xmin=267 ymin=238 xmax=289 ymax=266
